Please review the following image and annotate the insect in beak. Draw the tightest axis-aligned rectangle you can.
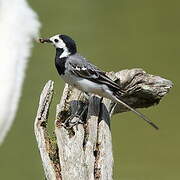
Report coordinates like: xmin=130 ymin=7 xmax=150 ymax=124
xmin=39 ymin=38 xmax=52 ymax=43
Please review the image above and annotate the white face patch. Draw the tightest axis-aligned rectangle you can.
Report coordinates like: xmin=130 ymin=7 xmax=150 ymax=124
xmin=49 ymin=34 xmax=70 ymax=58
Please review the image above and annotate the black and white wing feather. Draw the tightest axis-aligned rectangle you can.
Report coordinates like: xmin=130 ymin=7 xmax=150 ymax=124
xmin=66 ymin=54 xmax=159 ymax=130
xmin=66 ymin=54 xmax=122 ymax=92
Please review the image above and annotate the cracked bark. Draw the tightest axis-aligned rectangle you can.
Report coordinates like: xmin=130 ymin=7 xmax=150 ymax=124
xmin=34 ymin=68 xmax=173 ymax=180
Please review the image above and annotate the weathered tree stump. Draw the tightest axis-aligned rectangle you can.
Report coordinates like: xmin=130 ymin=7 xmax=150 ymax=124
xmin=34 ymin=68 xmax=173 ymax=180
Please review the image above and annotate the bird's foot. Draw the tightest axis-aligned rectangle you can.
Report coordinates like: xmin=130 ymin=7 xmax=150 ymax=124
xmin=62 ymin=114 xmax=83 ymax=129
xmin=83 ymin=92 xmax=91 ymax=100
xmin=62 ymin=105 xmax=88 ymax=130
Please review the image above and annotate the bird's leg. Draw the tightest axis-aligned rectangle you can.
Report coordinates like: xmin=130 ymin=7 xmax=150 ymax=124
xmin=64 ymin=105 xmax=88 ymax=127
xmin=83 ymin=92 xmax=91 ymax=100
xmin=62 ymin=94 xmax=90 ymax=129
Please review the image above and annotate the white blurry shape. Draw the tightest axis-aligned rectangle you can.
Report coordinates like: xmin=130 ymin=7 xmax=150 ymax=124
xmin=0 ymin=0 xmax=40 ymax=144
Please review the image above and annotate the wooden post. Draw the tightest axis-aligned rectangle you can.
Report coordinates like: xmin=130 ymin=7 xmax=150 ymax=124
xmin=34 ymin=68 xmax=173 ymax=180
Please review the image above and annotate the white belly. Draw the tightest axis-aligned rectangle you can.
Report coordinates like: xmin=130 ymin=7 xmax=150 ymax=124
xmin=61 ymin=73 xmax=113 ymax=99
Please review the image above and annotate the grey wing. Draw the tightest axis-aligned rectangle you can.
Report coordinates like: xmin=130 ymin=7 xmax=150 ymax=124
xmin=66 ymin=54 xmax=121 ymax=91
xmin=67 ymin=55 xmax=159 ymax=130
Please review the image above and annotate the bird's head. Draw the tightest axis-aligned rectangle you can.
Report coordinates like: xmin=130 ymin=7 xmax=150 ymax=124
xmin=39 ymin=34 xmax=77 ymax=58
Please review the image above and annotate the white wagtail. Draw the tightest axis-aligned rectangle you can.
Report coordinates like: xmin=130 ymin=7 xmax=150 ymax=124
xmin=39 ymin=34 xmax=158 ymax=130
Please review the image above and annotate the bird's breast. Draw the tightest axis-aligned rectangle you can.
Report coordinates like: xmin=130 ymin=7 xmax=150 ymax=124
xmin=55 ymin=57 xmax=66 ymax=75
xmin=61 ymin=72 xmax=110 ymax=97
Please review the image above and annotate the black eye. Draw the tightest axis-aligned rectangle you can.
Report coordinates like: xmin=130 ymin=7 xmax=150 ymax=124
xmin=54 ymin=39 xmax=59 ymax=43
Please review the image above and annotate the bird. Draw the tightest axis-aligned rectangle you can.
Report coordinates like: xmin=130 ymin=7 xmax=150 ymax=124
xmin=39 ymin=34 xmax=158 ymax=130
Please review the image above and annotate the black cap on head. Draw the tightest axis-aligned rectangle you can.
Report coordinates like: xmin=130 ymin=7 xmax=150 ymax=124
xmin=59 ymin=34 xmax=77 ymax=54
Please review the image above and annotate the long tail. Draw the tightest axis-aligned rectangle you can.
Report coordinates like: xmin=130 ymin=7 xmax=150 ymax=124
xmin=113 ymin=96 xmax=159 ymax=130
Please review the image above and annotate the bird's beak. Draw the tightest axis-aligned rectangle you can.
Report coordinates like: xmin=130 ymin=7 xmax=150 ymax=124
xmin=39 ymin=38 xmax=52 ymax=44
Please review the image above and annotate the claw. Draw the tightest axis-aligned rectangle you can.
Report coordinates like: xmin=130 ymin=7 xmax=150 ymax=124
xmin=62 ymin=114 xmax=83 ymax=129
xmin=62 ymin=105 xmax=88 ymax=129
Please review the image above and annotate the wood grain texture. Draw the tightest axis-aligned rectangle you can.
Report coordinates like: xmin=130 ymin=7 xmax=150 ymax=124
xmin=34 ymin=69 xmax=173 ymax=180
xmin=34 ymin=80 xmax=61 ymax=180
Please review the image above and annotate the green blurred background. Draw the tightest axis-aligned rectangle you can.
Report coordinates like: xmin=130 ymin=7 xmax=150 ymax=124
xmin=0 ymin=0 xmax=179 ymax=179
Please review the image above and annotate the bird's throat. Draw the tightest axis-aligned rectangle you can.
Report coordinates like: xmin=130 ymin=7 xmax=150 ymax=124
xmin=55 ymin=48 xmax=67 ymax=75
xmin=56 ymin=48 xmax=64 ymax=58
